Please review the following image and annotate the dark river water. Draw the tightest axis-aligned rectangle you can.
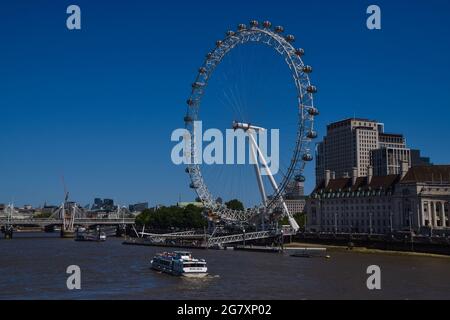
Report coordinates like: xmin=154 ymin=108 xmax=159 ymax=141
xmin=1 ymin=233 xmax=450 ymax=300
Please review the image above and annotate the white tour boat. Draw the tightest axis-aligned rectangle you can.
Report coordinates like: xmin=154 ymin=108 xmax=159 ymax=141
xmin=150 ymin=251 xmax=208 ymax=277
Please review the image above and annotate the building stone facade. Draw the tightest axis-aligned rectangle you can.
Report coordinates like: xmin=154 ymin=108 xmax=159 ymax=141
xmin=397 ymin=165 xmax=450 ymax=233
xmin=306 ymin=165 xmax=450 ymax=235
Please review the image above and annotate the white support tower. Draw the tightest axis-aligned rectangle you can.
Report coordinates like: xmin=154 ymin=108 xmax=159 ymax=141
xmin=233 ymin=122 xmax=300 ymax=232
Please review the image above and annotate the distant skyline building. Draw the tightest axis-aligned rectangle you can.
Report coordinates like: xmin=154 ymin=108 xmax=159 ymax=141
xmin=285 ymin=181 xmax=305 ymax=199
xmin=280 ymin=181 xmax=307 ymax=214
xmin=129 ymin=202 xmax=149 ymax=212
xmin=91 ymin=198 xmax=116 ymax=212
xmin=411 ymin=149 xmax=433 ymax=167
xmin=93 ymin=198 xmax=103 ymax=209
xmin=315 ymin=118 xmax=430 ymax=186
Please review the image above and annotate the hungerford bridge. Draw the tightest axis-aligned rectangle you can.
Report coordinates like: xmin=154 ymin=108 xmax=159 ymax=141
xmin=0 ymin=203 xmax=135 ymax=239
xmin=0 ymin=202 xmax=294 ymax=246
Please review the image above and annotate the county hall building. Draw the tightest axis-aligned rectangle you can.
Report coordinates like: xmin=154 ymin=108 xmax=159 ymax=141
xmin=306 ymin=164 xmax=450 ymax=235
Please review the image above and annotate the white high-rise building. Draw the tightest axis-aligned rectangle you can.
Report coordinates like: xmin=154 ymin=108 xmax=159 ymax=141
xmin=316 ymin=118 xmax=382 ymax=185
xmin=316 ymin=118 xmax=413 ymax=185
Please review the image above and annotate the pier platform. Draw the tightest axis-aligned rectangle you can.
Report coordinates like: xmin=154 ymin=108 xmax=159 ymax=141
xmin=122 ymin=238 xmax=206 ymax=249
xmin=233 ymin=245 xmax=283 ymax=253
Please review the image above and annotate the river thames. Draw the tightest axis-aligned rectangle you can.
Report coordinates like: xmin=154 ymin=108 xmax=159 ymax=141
xmin=1 ymin=233 xmax=450 ymax=300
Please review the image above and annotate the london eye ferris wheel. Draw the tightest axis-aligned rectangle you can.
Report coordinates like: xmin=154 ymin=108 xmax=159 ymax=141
xmin=183 ymin=20 xmax=319 ymax=232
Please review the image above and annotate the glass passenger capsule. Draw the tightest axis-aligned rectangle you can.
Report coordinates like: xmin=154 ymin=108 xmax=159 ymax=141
xmin=295 ymin=48 xmax=305 ymax=56
xmin=285 ymin=34 xmax=295 ymax=42
xmin=302 ymin=65 xmax=313 ymax=73
xmin=307 ymin=107 xmax=319 ymax=116
xmin=238 ymin=24 xmax=247 ymax=31
xmin=307 ymin=130 xmax=318 ymax=139
xmin=302 ymin=153 xmax=313 ymax=162
xmin=307 ymin=85 xmax=317 ymax=93
xmin=262 ymin=21 xmax=272 ymax=28
xmin=250 ymin=20 xmax=259 ymax=27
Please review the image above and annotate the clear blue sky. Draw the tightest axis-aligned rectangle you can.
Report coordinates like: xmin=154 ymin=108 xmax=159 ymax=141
xmin=1 ymin=0 xmax=449 ymax=207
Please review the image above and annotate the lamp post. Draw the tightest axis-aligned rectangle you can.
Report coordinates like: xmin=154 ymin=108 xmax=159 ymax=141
xmin=334 ymin=212 xmax=338 ymax=235
xmin=389 ymin=210 xmax=393 ymax=234
xmin=409 ymin=210 xmax=414 ymax=252
xmin=430 ymin=207 xmax=434 ymax=238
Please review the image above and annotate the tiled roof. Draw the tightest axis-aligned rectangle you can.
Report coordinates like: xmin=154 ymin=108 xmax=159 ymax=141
xmin=313 ymin=165 xmax=450 ymax=195
xmin=313 ymin=174 xmax=400 ymax=193
xmin=401 ymin=165 xmax=450 ymax=183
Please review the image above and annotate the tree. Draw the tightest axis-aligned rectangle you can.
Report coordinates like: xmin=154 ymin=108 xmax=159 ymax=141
xmin=280 ymin=212 xmax=307 ymax=229
xmin=225 ymin=199 xmax=244 ymax=211
xmin=135 ymin=209 xmax=152 ymax=226
xmin=34 ymin=212 xmax=53 ymax=219
xmin=135 ymin=205 xmax=207 ymax=230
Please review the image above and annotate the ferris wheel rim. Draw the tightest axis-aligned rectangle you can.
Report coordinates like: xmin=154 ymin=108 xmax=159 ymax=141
xmin=184 ymin=21 xmax=318 ymax=223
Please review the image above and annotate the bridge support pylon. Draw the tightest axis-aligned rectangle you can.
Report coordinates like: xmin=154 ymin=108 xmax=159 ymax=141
xmin=3 ymin=226 xmax=13 ymax=239
xmin=60 ymin=228 xmax=75 ymax=238
xmin=116 ymin=225 xmax=126 ymax=237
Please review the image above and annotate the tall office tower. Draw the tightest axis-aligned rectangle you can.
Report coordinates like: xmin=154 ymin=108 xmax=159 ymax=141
xmin=285 ymin=181 xmax=305 ymax=199
xmin=129 ymin=202 xmax=149 ymax=213
xmin=280 ymin=180 xmax=307 ymax=215
xmin=315 ymin=118 xmax=419 ymax=186
xmin=378 ymin=132 xmax=406 ymax=148
xmin=92 ymin=198 xmax=104 ymax=210
xmin=372 ymin=133 xmax=411 ymax=176
xmin=315 ymin=118 xmax=382 ymax=185
xmin=315 ymin=142 xmax=325 ymax=186
xmin=103 ymin=199 xmax=115 ymax=211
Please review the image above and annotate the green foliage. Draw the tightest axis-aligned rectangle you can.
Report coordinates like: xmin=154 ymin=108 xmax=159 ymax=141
xmin=34 ymin=212 xmax=53 ymax=219
xmin=135 ymin=204 xmax=207 ymax=230
xmin=225 ymin=199 xmax=244 ymax=211
xmin=280 ymin=212 xmax=306 ymax=229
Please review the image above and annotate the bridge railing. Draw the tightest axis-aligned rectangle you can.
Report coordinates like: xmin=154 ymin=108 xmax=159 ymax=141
xmin=207 ymin=230 xmax=276 ymax=247
xmin=0 ymin=218 xmax=135 ymax=226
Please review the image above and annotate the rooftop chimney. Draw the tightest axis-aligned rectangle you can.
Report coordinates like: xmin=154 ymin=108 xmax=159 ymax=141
xmin=325 ymin=170 xmax=331 ymax=187
xmin=343 ymin=172 xmax=349 ymax=178
xmin=331 ymin=171 xmax=336 ymax=180
xmin=400 ymin=160 xmax=409 ymax=179
xmin=352 ymin=167 xmax=358 ymax=185
xmin=367 ymin=166 xmax=373 ymax=185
